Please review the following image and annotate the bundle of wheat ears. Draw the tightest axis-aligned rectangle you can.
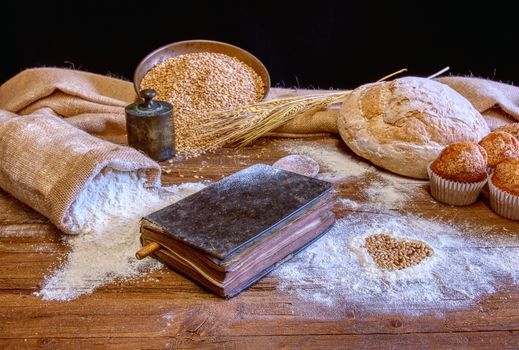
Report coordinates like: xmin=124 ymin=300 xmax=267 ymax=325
xmin=192 ymin=67 xmax=449 ymax=154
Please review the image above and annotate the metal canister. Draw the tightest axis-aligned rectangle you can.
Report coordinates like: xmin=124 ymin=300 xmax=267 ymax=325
xmin=125 ymin=89 xmax=174 ymax=162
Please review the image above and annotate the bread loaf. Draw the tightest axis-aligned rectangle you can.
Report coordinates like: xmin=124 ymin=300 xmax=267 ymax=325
xmin=337 ymin=77 xmax=490 ymax=179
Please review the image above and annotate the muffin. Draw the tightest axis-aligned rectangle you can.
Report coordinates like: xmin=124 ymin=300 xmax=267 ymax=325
xmin=479 ymin=130 xmax=519 ymax=169
xmin=489 ymin=157 xmax=519 ymax=220
xmin=428 ymin=141 xmax=488 ymax=206
xmin=495 ymin=123 xmax=519 ymax=140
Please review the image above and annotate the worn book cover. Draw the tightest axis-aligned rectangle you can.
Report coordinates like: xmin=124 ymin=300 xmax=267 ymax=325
xmin=140 ymin=164 xmax=336 ymax=297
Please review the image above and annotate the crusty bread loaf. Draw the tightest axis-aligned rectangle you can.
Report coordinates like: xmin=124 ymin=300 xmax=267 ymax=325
xmin=337 ymin=77 xmax=490 ymax=179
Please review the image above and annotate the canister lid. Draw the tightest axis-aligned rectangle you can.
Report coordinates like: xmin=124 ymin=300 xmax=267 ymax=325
xmin=125 ymin=89 xmax=172 ymax=117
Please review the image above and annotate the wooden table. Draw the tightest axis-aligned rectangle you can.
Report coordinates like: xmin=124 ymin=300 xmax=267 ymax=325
xmin=1 ymin=136 xmax=518 ymax=349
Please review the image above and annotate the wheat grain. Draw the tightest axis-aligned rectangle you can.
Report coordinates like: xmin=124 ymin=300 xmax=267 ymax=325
xmin=364 ymin=233 xmax=434 ymax=270
xmin=140 ymin=52 xmax=265 ymax=156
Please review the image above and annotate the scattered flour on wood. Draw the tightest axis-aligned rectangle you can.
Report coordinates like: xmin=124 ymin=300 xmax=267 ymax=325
xmin=274 ymin=211 xmax=519 ymax=315
xmin=276 ymin=140 xmax=518 ymax=315
xmin=279 ymin=141 xmax=371 ymax=179
xmin=280 ymin=140 xmax=425 ymax=209
xmin=162 ymin=311 xmax=176 ymax=328
xmin=35 ymin=169 xmax=204 ymax=301
xmin=272 ymin=154 xmax=320 ymax=177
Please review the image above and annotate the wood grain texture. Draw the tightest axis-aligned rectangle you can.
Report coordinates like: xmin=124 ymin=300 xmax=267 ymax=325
xmin=1 ymin=136 xmax=518 ymax=350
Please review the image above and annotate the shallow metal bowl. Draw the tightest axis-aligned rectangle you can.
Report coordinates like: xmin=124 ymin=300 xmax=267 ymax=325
xmin=133 ymin=39 xmax=270 ymax=100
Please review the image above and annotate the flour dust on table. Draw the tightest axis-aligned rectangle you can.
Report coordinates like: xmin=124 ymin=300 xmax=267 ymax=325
xmin=274 ymin=199 xmax=519 ymax=316
xmin=275 ymin=139 xmax=519 ymax=316
xmin=279 ymin=140 xmax=372 ymax=179
xmin=279 ymin=140 xmax=426 ymax=209
xmin=35 ymin=169 xmax=205 ymax=301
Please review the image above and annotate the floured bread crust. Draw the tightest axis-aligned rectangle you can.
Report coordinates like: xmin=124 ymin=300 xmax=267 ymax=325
xmin=338 ymin=77 xmax=490 ymax=179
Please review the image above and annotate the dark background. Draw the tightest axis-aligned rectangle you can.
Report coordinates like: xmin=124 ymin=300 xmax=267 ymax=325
xmin=2 ymin=1 xmax=518 ymax=89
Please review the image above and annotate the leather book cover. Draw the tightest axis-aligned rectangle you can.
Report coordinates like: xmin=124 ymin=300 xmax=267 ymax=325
xmin=142 ymin=164 xmax=333 ymax=261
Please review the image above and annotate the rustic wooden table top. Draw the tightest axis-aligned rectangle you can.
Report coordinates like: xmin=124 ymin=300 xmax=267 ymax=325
xmin=1 ymin=136 xmax=518 ymax=349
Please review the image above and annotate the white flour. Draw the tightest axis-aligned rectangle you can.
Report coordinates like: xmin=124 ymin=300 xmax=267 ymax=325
xmin=280 ymin=141 xmax=372 ymax=179
xmin=275 ymin=139 xmax=519 ymax=315
xmin=36 ymin=169 xmax=204 ymax=301
xmin=274 ymin=210 xmax=519 ymax=316
xmin=33 ymin=139 xmax=519 ymax=314
xmin=280 ymin=140 xmax=424 ymax=209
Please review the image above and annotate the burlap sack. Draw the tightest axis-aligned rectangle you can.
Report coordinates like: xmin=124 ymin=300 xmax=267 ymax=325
xmin=0 ymin=68 xmax=337 ymax=140
xmin=439 ymin=76 xmax=519 ymax=129
xmin=265 ymin=88 xmax=339 ymax=137
xmin=0 ymin=68 xmax=136 ymax=145
xmin=268 ymin=77 xmax=519 ymax=135
xmin=0 ymin=110 xmax=160 ymax=235
xmin=1 ymin=68 xmax=519 ymax=236
xmin=438 ymin=77 xmax=519 ymax=117
xmin=2 ymin=68 xmax=517 ymax=138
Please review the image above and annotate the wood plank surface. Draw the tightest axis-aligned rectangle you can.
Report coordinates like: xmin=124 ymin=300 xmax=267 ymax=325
xmin=1 ymin=136 xmax=518 ymax=350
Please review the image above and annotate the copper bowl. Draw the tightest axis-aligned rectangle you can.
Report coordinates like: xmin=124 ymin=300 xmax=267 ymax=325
xmin=133 ymin=39 xmax=270 ymax=100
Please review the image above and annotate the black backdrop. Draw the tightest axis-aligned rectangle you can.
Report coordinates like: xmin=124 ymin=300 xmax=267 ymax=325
xmin=2 ymin=1 xmax=518 ymax=88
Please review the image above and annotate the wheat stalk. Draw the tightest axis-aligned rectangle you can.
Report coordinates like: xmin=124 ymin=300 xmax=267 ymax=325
xmin=427 ymin=66 xmax=450 ymax=79
xmin=192 ymin=68 xmax=420 ymax=153
xmin=194 ymin=91 xmax=349 ymax=151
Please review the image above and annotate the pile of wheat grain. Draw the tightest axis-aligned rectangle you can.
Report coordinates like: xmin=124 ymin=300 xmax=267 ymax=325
xmin=140 ymin=52 xmax=265 ymax=156
xmin=364 ymin=233 xmax=434 ymax=270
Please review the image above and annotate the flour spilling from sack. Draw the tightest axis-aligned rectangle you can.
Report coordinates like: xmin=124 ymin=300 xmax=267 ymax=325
xmin=275 ymin=140 xmax=519 ymax=315
xmin=36 ymin=169 xmax=204 ymax=301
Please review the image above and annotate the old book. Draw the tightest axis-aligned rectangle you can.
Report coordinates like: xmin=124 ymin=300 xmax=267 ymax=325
xmin=139 ymin=164 xmax=336 ymax=297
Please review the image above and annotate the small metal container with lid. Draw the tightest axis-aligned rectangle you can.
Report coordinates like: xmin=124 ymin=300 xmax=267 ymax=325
xmin=125 ymin=89 xmax=174 ymax=162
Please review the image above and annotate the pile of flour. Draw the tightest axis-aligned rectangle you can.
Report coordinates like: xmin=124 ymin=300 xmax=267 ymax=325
xmin=274 ymin=211 xmax=518 ymax=315
xmin=36 ymin=169 xmax=204 ymax=301
xmin=275 ymin=140 xmax=519 ymax=315
xmin=35 ymin=139 xmax=519 ymax=312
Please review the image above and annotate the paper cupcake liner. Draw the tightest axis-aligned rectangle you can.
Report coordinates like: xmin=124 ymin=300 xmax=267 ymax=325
xmin=481 ymin=169 xmax=492 ymax=197
xmin=488 ymin=179 xmax=519 ymax=220
xmin=427 ymin=164 xmax=487 ymax=206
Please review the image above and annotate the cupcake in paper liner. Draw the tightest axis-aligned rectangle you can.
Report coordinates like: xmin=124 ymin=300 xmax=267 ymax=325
xmin=488 ymin=157 xmax=519 ymax=220
xmin=428 ymin=142 xmax=488 ymax=206
xmin=479 ymin=130 xmax=519 ymax=169
xmin=479 ymin=130 xmax=519 ymax=195
xmin=495 ymin=122 xmax=519 ymax=140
